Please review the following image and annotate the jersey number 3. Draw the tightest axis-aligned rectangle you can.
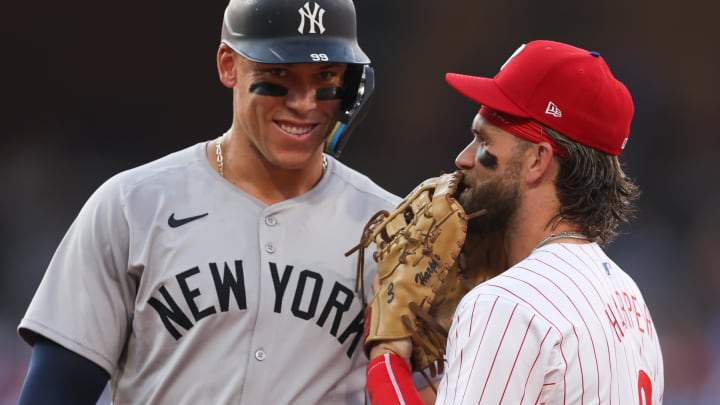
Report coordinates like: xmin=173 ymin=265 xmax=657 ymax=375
xmin=638 ymin=370 xmax=652 ymax=405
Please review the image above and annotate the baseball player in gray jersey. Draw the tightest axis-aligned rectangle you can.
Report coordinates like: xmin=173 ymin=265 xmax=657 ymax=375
xmin=17 ymin=1 xmax=437 ymax=403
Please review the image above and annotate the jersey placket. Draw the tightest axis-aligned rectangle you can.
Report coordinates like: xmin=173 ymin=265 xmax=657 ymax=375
xmin=242 ymin=208 xmax=286 ymax=398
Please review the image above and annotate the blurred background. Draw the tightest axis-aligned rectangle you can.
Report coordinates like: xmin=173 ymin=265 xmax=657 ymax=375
xmin=2 ymin=0 xmax=718 ymax=403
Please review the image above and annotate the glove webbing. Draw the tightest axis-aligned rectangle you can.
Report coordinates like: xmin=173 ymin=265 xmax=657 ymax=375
xmin=347 ymin=197 xmax=461 ymax=306
xmin=346 ymin=210 xmax=390 ymax=307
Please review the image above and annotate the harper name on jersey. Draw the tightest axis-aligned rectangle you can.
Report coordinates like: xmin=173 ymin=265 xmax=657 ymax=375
xmin=438 ymin=243 xmax=664 ymax=404
xmin=605 ymin=287 xmax=656 ymax=344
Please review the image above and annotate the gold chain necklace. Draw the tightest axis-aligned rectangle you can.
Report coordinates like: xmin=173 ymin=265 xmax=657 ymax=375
xmin=215 ymin=134 xmax=327 ymax=178
xmin=215 ymin=135 xmax=225 ymax=177
xmin=534 ymin=232 xmax=589 ymax=250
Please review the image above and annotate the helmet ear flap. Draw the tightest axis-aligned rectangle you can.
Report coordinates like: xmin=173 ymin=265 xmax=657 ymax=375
xmin=325 ymin=65 xmax=375 ymax=158
xmin=340 ymin=64 xmax=364 ymax=111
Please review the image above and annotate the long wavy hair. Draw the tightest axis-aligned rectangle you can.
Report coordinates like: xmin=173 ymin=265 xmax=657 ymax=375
xmin=543 ymin=127 xmax=641 ymax=246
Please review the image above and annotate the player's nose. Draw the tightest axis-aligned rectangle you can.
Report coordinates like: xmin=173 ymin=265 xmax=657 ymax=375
xmin=285 ymin=83 xmax=318 ymax=113
xmin=455 ymin=141 xmax=477 ymax=170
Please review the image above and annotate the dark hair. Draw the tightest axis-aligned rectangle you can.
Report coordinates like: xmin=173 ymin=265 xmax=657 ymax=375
xmin=544 ymin=127 xmax=641 ymax=245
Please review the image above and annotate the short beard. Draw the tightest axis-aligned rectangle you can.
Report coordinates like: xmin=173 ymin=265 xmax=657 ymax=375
xmin=458 ymin=157 xmax=522 ymax=236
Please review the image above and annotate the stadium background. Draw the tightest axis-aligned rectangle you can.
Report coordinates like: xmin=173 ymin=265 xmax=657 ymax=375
xmin=1 ymin=1 xmax=718 ymax=403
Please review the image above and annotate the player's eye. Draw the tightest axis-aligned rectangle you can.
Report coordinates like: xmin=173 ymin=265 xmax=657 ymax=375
xmin=318 ymin=71 xmax=339 ymax=81
xmin=268 ymin=68 xmax=288 ymax=77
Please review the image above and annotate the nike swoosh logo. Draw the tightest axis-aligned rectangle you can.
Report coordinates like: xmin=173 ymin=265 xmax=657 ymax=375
xmin=168 ymin=212 xmax=209 ymax=228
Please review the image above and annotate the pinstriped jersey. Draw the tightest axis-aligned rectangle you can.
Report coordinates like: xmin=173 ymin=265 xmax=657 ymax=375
xmin=437 ymin=242 xmax=664 ymax=404
xmin=18 ymin=142 xmax=400 ymax=404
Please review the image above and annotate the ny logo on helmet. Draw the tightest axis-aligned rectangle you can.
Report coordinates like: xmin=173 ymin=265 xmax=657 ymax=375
xmin=298 ymin=2 xmax=326 ymax=34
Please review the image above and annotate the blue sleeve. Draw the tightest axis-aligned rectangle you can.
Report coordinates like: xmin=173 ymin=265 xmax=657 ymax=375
xmin=18 ymin=335 xmax=110 ymax=404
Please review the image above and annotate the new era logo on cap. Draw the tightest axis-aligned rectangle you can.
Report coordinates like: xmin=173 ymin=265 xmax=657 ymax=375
xmin=545 ymin=101 xmax=562 ymax=118
xmin=445 ymin=40 xmax=634 ymax=156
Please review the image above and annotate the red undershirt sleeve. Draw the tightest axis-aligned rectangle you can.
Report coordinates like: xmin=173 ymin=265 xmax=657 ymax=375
xmin=366 ymin=353 xmax=424 ymax=405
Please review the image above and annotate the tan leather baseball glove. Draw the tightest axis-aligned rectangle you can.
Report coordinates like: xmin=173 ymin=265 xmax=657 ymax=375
xmin=346 ymin=171 xmax=507 ymax=386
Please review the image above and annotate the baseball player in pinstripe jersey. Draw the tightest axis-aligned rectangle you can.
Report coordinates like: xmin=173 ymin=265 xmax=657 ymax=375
xmin=365 ymin=40 xmax=664 ymax=404
xmin=15 ymin=1 xmax=442 ymax=404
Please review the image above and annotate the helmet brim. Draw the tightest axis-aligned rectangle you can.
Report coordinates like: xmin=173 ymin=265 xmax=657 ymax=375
xmin=223 ymin=37 xmax=370 ymax=65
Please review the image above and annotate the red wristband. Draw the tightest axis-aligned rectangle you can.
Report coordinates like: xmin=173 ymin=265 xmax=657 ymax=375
xmin=366 ymin=353 xmax=424 ymax=405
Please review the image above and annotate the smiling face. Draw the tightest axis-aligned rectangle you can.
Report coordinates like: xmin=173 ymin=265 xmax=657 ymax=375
xmin=455 ymin=113 xmax=530 ymax=235
xmin=219 ymin=46 xmax=347 ymax=171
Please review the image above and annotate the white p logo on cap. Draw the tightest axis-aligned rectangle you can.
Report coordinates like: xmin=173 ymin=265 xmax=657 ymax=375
xmin=500 ymin=43 xmax=526 ymax=71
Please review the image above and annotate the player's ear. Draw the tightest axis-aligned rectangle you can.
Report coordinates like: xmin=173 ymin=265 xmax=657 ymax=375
xmin=217 ymin=43 xmax=238 ymax=88
xmin=525 ymin=141 xmax=555 ymax=184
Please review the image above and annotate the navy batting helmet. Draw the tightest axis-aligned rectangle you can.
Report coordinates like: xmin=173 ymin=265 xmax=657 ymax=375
xmin=221 ymin=0 xmax=374 ymax=157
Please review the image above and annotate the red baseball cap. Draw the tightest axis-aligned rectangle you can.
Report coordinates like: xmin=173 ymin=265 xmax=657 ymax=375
xmin=445 ymin=40 xmax=634 ymax=155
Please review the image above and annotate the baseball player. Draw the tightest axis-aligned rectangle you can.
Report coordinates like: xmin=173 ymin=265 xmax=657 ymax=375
xmin=15 ymin=1 xmax=435 ymax=403
xmin=365 ymin=40 xmax=664 ymax=404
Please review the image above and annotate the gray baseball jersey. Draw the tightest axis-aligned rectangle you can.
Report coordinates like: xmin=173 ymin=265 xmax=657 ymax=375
xmin=18 ymin=142 xmax=400 ymax=404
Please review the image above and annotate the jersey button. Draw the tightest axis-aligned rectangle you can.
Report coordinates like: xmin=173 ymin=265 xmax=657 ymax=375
xmin=265 ymin=216 xmax=277 ymax=226
xmin=264 ymin=243 xmax=275 ymax=253
xmin=255 ymin=349 xmax=267 ymax=361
